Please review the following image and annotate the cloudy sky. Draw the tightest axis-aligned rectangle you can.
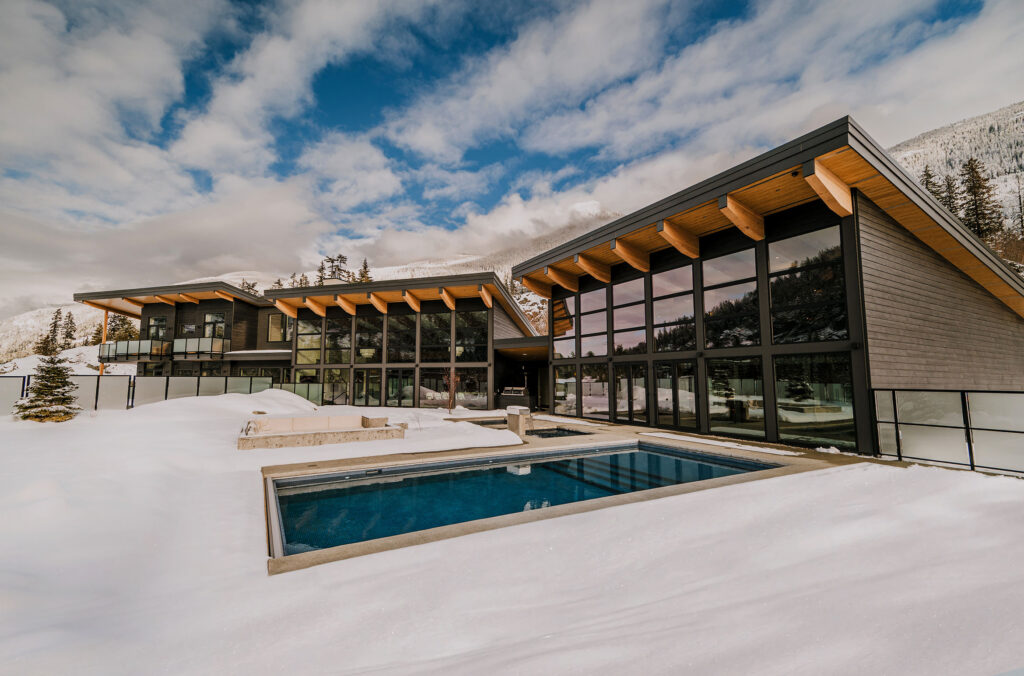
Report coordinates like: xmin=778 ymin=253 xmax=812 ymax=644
xmin=1 ymin=0 xmax=1023 ymax=319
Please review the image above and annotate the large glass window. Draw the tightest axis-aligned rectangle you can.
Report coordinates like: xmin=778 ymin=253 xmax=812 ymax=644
xmin=551 ymin=296 xmax=576 ymax=338
xmin=769 ymin=226 xmax=847 ymax=343
xmin=354 ymin=315 xmax=383 ymax=364
xmin=614 ymin=362 xmax=647 ymax=423
xmin=578 ymin=288 xmax=607 ymax=358
xmin=581 ymin=363 xmax=610 ymax=420
xmin=703 ymin=250 xmax=759 ymax=349
xmin=267 ymin=313 xmax=293 ymax=342
xmin=554 ymin=364 xmax=578 ymax=415
xmin=147 ymin=316 xmax=167 ymax=340
xmin=455 ymin=368 xmax=488 ymax=409
xmin=203 ymin=312 xmax=226 ymax=339
xmin=325 ymin=316 xmax=351 ymax=364
xmin=385 ymin=368 xmax=415 ymax=407
xmin=420 ymin=312 xmax=451 ymax=362
xmin=352 ymin=368 xmax=381 ymax=406
xmin=652 ymin=266 xmax=695 ymax=352
xmin=419 ymin=368 xmax=451 ymax=409
xmin=706 ymin=357 xmax=764 ymax=438
xmin=323 ymin=368 xmax=349 ymax=405
xmin=387 ymin=314 xmax=416 ymax=363
xmin=612 ymin=277 xmax=646 ymax=355
xmin=295 ymin=318 xmax=322 ymax=365
xmin=294 ymin=368 xmax=318 ymax=383
xmin=455 ymin=310 xmax=488 ymax=362
xmin=774 ymin=353 xmax=855 ymax=450
xmin=655 ymin=360 xmax=697 ymax=429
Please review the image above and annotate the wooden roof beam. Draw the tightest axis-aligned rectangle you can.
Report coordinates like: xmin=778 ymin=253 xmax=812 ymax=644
xmin=402 ymin=290 xmax=421 ymax=312
xmin=803 ymin=158 xmax=852 ymax=217
xmin=718 ymin=194 xmax=764 ymax=241
xmin=178 ymin=292 xmax=199 ymax=304
xmin=214 ymin=290 xmax=236 ymax=302
xmin=519 ymin=276 xmax=552 ymax=299
xmin=544 ymin=265 xmax=579 ymax=292
xmin=439 ymin=287 xmax=456 ymax=311
xmin=81 ymin=299 xmax=141 ymax=320
xmin=478 ymin=284 xmax=493 ymax=308
xmin=368 ymin=292 xmax=388 ymax=314
xmin=154 ymin=294 xmax=177 ymax=306
xmin=273 ymin=300 xmax=298 ymax=319
xmin=573 ymin=253 xmax=611 ymax=283
xmin=657 ymin=219 xmax=699 ymax=258
xmin=303 ymin=296 xmax=327 ymax=317
xmin=334 ymin=295 xmax=356 ymax=315
xmin=121 ymin=297 xmax=145 ymax=309
xmin=610 ymin=238 xmax=650 ymax=272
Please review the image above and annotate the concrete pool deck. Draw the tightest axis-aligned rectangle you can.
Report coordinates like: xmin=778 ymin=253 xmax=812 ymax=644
xmin=260 ymin=419 xmax=895 ymax=574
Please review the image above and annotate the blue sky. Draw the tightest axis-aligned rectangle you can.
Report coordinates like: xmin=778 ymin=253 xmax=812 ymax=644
xmin=0 ymin=0 xmax=1021 ymax=318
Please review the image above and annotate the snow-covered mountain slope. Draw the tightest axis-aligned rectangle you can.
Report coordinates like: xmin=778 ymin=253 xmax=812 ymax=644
xmin=0 ymin=344 xmax=135 ymax=376
xmin=0 ymin=305 xmax=107 ymax=364
xmin=887 ymin=98 xmax=1024 ymax=223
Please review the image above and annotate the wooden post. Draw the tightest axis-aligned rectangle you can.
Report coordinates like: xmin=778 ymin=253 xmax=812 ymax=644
xmin=99 ymin=309 xmax=108 ymax=376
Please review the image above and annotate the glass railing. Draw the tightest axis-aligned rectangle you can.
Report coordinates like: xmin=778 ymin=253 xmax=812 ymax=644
xmin=98 ymin=340 xmax=171 ymax=361
xmin=172 ymin=337 xmax=231 ymax=355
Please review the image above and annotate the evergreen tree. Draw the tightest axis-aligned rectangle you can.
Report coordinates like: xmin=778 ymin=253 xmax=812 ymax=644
xmin=297 ymin=273 xmax=311 ymax=287
xmin=89 ymin=322 xmax=104 ymax=345
xmin=14 ymin=352 xmax=81 ymax=422
xmin=61 ymin=312 xmax=77 ymax=350
xmin=315 ymin=260 xmax=326 ymax=286
xmin=34 ymin=309 xmax=62 ymax=356
xmin=239 ymin=279 xmax=259 ymax=294
xmin=939 ymin=174 xmax=960 ymax=217
xmin=107 ymin=315 xmax=139 ymax=341
xmin=288 ymin=272 xmax=298 ymax=288
xmin=1014 ymin=172 xmax=1024 ymax=236
xmin=919 ymin=165 xmax=942 ymax=202
xmin=357 ymin=258 xmax=372 ymax=283
xmin=959 ymin=157 xmax=1002 ymax=240
xmin=327 ymin=254 xmax=349 ymax=279
xmin=270 ymin=278 xmax=284 ymax=290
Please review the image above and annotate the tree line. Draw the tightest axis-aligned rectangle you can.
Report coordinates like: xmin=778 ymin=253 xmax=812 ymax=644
xmin=919 ymin=158 xmax=1023 ymax=241
xmin=266 ymin=254 xmax=373 ymax=291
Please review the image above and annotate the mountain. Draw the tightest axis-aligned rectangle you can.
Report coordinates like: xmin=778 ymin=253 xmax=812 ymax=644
xmin=0 ymin=304 xmax=108 ymax=364
xmin=0 ymin=344 xmax=136 ymax=377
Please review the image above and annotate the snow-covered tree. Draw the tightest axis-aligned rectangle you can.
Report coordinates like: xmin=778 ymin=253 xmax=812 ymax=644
xmin=33 ymin=309 xmax=62 ymax=356
xmin=357 ymin=258 xmax=373 ymax=283
xmin=939 ymin=174 xmax=961 ymax=217
xmin=288 ymin=272 xmax=298 ymax=288
xmin=959 ymin=157 xmax=1002 ymax=240
xmin=270 ymin=278 xmax=284 ymax=289
xmin=315 ymin=261 xmax=326 ymax=286
xmin=14 ymin=352 xmax=81 ymax=422
xmin=61 ymin=312 xmax=76 ymax=350
xmin=297 ymin=273 xmax=310 ymax=287
xmin=919 ymin=165 xmax=942 ymax=202
xmin=239 ymin=279 xmax=259 ymax=294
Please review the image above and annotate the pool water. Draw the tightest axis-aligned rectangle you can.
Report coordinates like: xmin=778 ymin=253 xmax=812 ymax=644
xmin=274 ymin=444 xmax=772 ymax=554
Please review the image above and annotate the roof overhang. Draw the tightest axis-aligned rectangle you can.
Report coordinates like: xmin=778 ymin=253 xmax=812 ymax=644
xmin=511 ymin=116 xmax=1024 ymax=319
xmin=73 ymin=281 xmax=268 ymax=319
xmin=494 ymin=336 xmax=549 ymax=361
xmin=263 ymin=272 xmax=538 ymax=337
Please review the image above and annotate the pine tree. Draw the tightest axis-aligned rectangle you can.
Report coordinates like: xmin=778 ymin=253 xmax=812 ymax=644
xmin=919 ymin=165 xmax=942 ymax=202
xmin=327 ymin=254 xmax=349 ymax=279
xmin=107 ymin=315 xmax=139 ymax=341
xmin=1014 ymin=172 xmax=1024 ymax=236
xmin=939 ymin=174 xmax=960 ymax=217
xmin=239 ymin=279 xmax=258 ymax=294
xmin=959 ymin=157 xmax=1002 ymax=240
xmin=357 ymin=258 xmax=372 ymax=283
xmin=34 ymin=309 xmax=63 ymax=356
xmin=297 ymin=273 xmax=311 ymax=287
xmin=89 ymin=322 xmax=104 ymax=345
xmin=315 ymin=261 xmax=326 ymax=286
xmin=61 ymin=312 xmax=77 ymax=350
xmin=14 ymin=352 xmax=81 ymax=422
xmin=270 ymin=278 xmax=284 ymax=290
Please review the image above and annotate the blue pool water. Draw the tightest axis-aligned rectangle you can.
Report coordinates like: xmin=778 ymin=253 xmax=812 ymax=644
xmin=275 ymin=444 xmax=772 ymax=554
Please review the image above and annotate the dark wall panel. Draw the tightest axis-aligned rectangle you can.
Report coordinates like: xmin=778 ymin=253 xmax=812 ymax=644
xmin=493 ymin=304 xmax=526 ymax=339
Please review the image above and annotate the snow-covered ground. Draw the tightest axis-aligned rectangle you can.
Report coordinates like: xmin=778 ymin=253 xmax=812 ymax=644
xmin=2 ymin=390 xmax=1024 ymax=675
xmin=0 ymin=344 xmax=135 ymax=376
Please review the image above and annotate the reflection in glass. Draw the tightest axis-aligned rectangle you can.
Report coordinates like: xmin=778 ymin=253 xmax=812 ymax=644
xmin=418 ymin=368 xmax=450 ymax=409
xmin=613 ymin=278 xmax=645 ymax=306
xmin=551 ymin=297 xmax=576 ymax=337
xmin=325 ymin=317 xmax=351 ymax=364
xmin=770 ymin=265 xmax=847 ymax=343
xmin=554 ymin=365 xmax=578 ymax=415
xmin=613 ymin=329 xmax=646 ymax=355
xmin=385 ymin=368 xmax=415 ymax=407
xmin=769 ymin=226 xmax=841 ymax=272
xmin=580 ymin=334 xmax=607 ymax=357
xmin=580 ymin=288 xmax=606 ymax=313
xmin=323 ymin=368 xmax=350 ymax=405
xmin=653 ymin=295 xmax=692 ymax=325
xmin=455 ymin=368 xmax=488 ymax=409
xmin=581 ymin=364 xmax=610 ymax=419
xmin=352 ymin=368 xmax=381 ymax=406
xmin=704 ymin=281 xmax=759 ymax=348
xmin=387 ymin=314 xmax=416 ymax=362
xmin=580 ymin=312 xmax=607 ymax=335
xmin=455 ymin=310 xmax=488 ymax=362
xmin=652 ymin=266 xmax=693 ymax=297
xmin=707 ymin=357 xmax=764 ymax=438
xmin=774 ymin=353 xmax=855 ymax=449
xmin=420 ymin=312 xmax=451 ymax=362
xmin=703 ymin=249 xmax=755 ymax=286
xmin=613 ymin=303 xmax=646 ymax=330
xmin=553 ymin=338 xmax=576 ymax=360
xmin=354 ymin=316 xmax=383 ymax=364
xmin=614 ymin=363 xmax=647 ymax=423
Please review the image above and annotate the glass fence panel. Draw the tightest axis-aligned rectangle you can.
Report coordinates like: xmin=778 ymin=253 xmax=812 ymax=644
xmin=971 ymin=430 xmax=1024 ymax=473
xmin=877 ymin=423 xmax=899 ymax=456
xmin=167 ymin=376 xmax=199 ymax=400
xmin=198 ymin=377 xmax=226 ymax=396
xmin=68 ymin=375 xmax=98 ymax=411
xmin=895 ymin=391 xmax=963 ymax=427
xmin=96 ymin=376 xmax=130 ymax=410
xmin=116 ymin=342 xmax=128 ymax=356
xmin=226 ymin=377 xmax=252 ymax=394
xmin=139 ymin=340 xmax=152 ymax=355
xmin=173 ymin=339 xmax=186 ymax=353
xmin=128 ymin=341 xmax=140 ymax=355
xmin=0 ymin=377 xmax=25 ymax=413
xmin=99 ymin=344 xmax=110 ymax=358
xmin=874 ymin=390 xmax=895 ymax=422
xmin=199 ymin=338 xmax=213 ymax=354
xmin=186 ymin=338 xmax=199 ymax=354
xmin=968 ymin=392 xmax=1024 ymax=433
xmin=898 ymin=424 xmax=970 ymax=465
xmin=250 ymin=377 xmax=273 ymax=394
xmin=134 ymin=377 xmax=167 ymax=406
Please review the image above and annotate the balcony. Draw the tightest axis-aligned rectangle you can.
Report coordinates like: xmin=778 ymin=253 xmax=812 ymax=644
xmin=172 ymin=337 xmax=231 ymax=358
xmin=98 ymin=340 xmax=171 ymax=362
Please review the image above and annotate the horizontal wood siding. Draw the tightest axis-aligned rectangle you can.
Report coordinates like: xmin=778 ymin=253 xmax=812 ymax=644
xmin=231 ymin=302 xmax=258 ymax=350
xmin=493 ymin=305 xmax=525 ymax=340
xmin=858 ymin=193 xmax=1024 ymax=390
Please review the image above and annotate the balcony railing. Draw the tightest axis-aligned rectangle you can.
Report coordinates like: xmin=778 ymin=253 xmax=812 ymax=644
xmin=172 ymin=337 xmax=231 ymax=356
xmin=98 ymin=340 xmax=171 ymax=361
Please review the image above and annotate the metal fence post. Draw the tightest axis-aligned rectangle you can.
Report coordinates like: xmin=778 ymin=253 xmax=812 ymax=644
xmin=962 ymin=391 xmax=975 ymax=471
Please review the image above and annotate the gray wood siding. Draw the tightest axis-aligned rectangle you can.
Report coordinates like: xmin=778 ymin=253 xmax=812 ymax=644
xmin=230 ymin=302 xmax=259 ymax=350
xmin=493 ymin=305 xmax=526 ymax=340
xmin=858 ymin=193 xmax=1024 ymax=390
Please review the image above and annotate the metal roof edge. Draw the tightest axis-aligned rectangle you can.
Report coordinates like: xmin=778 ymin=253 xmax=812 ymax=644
xmin=73 ymin=280 xmax=267 ymax=306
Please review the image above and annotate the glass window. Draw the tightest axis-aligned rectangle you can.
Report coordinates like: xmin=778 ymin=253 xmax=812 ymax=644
xmin=323 ymin=368 xmax=349 ymax=405
xmin=704 ymin=280 xmax=759 ymax=348
xmin=769 ymin=226 xmax=847 ymax=344
xmin=419 ymin=368 xmax=451 ymax=409
xmin=267 ymin=313 xmax=293 ymax=342
xmin=352 ymin=368 xmax=381 ymax=406
xmin=655 ymin=361 xmax=697 ymax=429
xmin=551 ymin=297 xmax=576 ymax=338
xmin=553 ymin=337 xmax=576 ymax=360
xmin=703 ymin=249 xmax=755 ymax=286
xmin=613 ymin=329 xmax=646 ymax=355
xmin=294 ymin=368 xmax=318 ymax=383
xmin=420 ymin=312 xmax=451 ymax=362
xmin=385 ymin=369 xmax=415 ymax=407
xmin=579 ymin=288 xmax=606 ymax=313
xmin=896 ymin=391 xmax=963 ymax=427
xmin=612 ymin=278 xmax=645 ymax=306
xmin=554 ymin=365 xmax=578 ymax=415
xmin=295 ymin=317 xmax=321 ymax=365
xmin=614 ymin=362 xmax=647 ymax=423
xmin=581 ymin=364 xmax=610 ymax=420
xmin=580 ymin=312 xmax=607 ymax=335
xmin=147 ymin=317 xmax=167 ymax=340
xmin=652 ymin=266 xmax=693 ymax=297
xmin=325 ymin=316 xmax=351 ymax=364
xmin=707 ymin=357 xmax=764 ymax=438
xmin=203 ymin=312 xmax=226 ymax=339
xmin=774 ymin=353 xmax=855 ymax=450
xmin=580 ymin=334 xmax=607 ymax=358
xmin=455 ymin=310 xmax=488 ymax=362
xmin=354 ymin=315 xmax=383 ymax=364
xmin=387 ymin=314 xmax=416 ymax=363
xmin=455 ymin=368 xmax=488 ymax=409
xmin=613 ymin=303 xmax=646 ymax=330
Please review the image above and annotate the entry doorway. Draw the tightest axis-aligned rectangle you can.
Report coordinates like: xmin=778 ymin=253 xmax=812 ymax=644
xmin=385 ymin=369 xmax=414 ymax=407
xmin=353 ymin=368 xmax=381 ymax=406
xmin=654 ymin=360 xmax=698 ymax=430
xmin=613 ymin=362 xmax=648 ymax=424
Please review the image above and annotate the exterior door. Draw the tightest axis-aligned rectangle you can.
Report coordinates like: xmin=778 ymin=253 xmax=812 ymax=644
xmin=353 ymin=368 xmax=381 ymax=406
xmin=613 ymin=362 xmax=648 ymax=424
xmin=385 ymin=369 xmax=414 ymax=407
xmin=654 ymin=360 xmax=698 ymax=429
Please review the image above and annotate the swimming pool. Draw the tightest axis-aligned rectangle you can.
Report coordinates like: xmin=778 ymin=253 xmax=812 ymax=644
xmin=270 ymin=442 xmax=776 ymax=559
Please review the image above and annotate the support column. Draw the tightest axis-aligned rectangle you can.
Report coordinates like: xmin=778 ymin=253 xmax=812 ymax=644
xmin=99 ymin=309 xmax=108 ymax=376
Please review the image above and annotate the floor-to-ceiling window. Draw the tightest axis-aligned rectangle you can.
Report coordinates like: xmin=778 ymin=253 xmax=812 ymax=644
xmin=655 ymin=360 xmax=697 ymax=429
xmin=554 ymin=364 xmax=578 ymax=415
xmin=613 ymin=362 xmax=648 ymax=423
xmin=353 ymin=368 xmax=381 ymax=406
xmin=325 ymin=316 xmax=351 ymax=364
xmin=551 ymin=297 xmax=577 ymax=359
xmin=581 ymin=363 xmax=610 ymax=419
xmin=296 ymin=318 xmax=322 ymax=366
xmin=455 ymin=310 xmax=488 ymax=362
xmin=354 ymin=316 xmax=383 ymax=364
xmin=706 ymin=357 xmax=764 ymax=438
xmin=323 ymin=367 xmax=350 ymax=404
xmin=387 ymin=314 xmax=415 ymax=363
xmin=703 ymin=249 xmax=759 ymax=348
xmin=652 ymin=266 xmax=695 ymax=352
xmin=612 ymin=278 xmax=647 ymax=355
xmin=385 ymin=368 xmax=414 ymax=407
xmin=419 ymin=367 xmax=450 ymax=409
xmin=774 ymin=352 xmax=854 ymax=449
xmin=420 ymin=311 xmax=451 ymax=362
xmin=578 ymin=289 xmax=607 ymax=357
xmin=769 ymin=226 xmax=848 ymax=343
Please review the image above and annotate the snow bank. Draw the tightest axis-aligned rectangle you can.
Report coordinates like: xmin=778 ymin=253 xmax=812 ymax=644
xmin=2 ymin=391 xmax=1024 ymax=674
xmin=1 ymin=344 xmax=135 ymax=376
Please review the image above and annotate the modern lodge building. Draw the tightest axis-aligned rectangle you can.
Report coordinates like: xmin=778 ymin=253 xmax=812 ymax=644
xmin=75 ymin=117 xmax=1024 ymax=470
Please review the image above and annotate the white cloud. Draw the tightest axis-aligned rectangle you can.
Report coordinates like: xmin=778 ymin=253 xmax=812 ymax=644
xmin=299 ymin=132 xmax=403 ymax=213
xmin=415 ymin=164 xmax=505 ymax=201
